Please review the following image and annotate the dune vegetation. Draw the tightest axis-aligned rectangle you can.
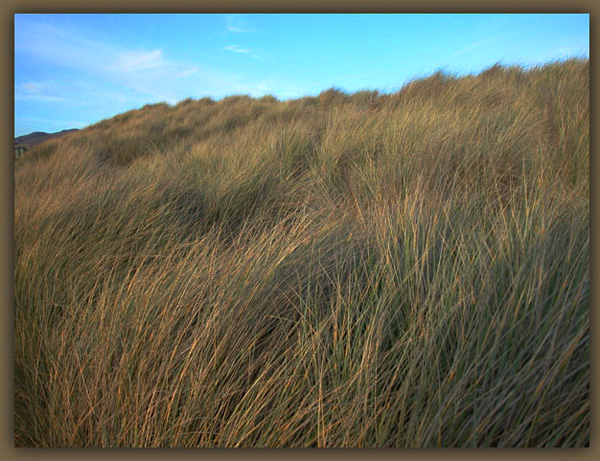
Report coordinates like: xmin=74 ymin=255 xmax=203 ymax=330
xmin=14 ymin=59 xmax=589 ymax=447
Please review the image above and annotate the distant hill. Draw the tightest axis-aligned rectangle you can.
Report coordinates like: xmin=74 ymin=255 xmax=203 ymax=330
xmin=15 ymin=129 xmax=79 ymax=147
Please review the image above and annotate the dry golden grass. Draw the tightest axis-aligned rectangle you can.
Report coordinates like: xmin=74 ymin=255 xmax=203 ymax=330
xmin=14 ymin=59 xmax=589 ymax=447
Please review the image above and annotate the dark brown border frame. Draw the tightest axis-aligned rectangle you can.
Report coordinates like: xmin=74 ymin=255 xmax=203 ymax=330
xmin=3 ymin=2 xmax=595 ymax=459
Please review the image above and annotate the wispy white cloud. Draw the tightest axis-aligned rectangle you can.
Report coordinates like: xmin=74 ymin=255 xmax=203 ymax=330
xmin=14 ymin=16 xmax=297 ymax=134
xmin=244 ymin=79 xmax=304 ymax=100
xmin=556 ymin=46 xmax=586 ymax=57
xmin=445 ymin=33 xmax=506 ymax=61
xmin=225 ymin=44 xmax=250 ymax=54
xmin=115 ymin=49 xmax=166 ymax=72
xmin=15 ymin=21 xmax=115 ymax=71
xmin=15 ymin=94 xmax=67 ymax=102
xmin=225 ymin=44 xmax=261 ymax=59
xmin=224 ymin=14 xmax=256 ymax=33
xmin=20 ymin=81 xmax=49 ymax=92
xmin=18 ymin=115 xmax=87 ymax=126
xmin=14 ymin=18 xmax=264 ymax=104
xmin=175 ymin=67 xmax=199 ymax=78
xmin=16 ymin=81 xmax=67 ymax=102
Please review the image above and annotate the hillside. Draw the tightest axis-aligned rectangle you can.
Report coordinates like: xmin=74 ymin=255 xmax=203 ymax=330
xmin=14 ymin=59 xmax=589 ymax=447
xmin=14 ymin=128 xmax=79 ymax=147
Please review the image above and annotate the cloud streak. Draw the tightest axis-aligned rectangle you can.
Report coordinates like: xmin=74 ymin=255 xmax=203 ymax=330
xmin=444 ymin=34 xmax=506 ymax=61
xmin=224 ymin=14 xmax=256 ymax=33
xmin=16 ymin=81 xmax=67 ymax=102
xmin=225 ymin=44 xmax=250 ymax=53
xmin=14 ymin=15 xmax=293 ymax=135
xmin=115 ymin=49 xmax=166 ymax=72
xmin=15 ymin=18 xmax=268 ymax=105
xmin=225 ymin=44 xmax=260 ymax=59
xmin=15 ymin=19 xmax=201 ymax=101
xmin=556 ymin=46 xmax=587 ymax=57
xmin=16 ymin=94 xmax=67 ymax=102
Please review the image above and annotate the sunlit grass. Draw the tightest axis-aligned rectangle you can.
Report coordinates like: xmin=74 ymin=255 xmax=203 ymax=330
xmin=14 ymin=59 xmax=589 ymax=447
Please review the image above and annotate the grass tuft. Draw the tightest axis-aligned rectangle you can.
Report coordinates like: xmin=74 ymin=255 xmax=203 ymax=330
xmin=14 ymin=59 xmax=589 ymax=447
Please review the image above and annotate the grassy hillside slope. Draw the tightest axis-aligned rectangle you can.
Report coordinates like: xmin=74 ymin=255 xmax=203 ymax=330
xmin=14 ymin=59 xmax=589 ymax=447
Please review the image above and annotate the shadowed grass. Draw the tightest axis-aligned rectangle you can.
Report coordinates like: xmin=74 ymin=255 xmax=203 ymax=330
xmin=14 ymin=59 xmax=589 ymax=447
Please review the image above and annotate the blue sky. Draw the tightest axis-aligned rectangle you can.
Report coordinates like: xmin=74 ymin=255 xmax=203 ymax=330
xmin=14 ymin=14 xmax=589 ymax=137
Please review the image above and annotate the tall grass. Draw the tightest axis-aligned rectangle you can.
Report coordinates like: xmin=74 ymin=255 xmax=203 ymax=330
xmin=14 ymin=59 xmax=589 ymax=447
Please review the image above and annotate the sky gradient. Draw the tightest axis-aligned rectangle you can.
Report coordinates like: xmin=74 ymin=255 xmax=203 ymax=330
xmin=14 ymin=13 xmax=589 ymax=137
